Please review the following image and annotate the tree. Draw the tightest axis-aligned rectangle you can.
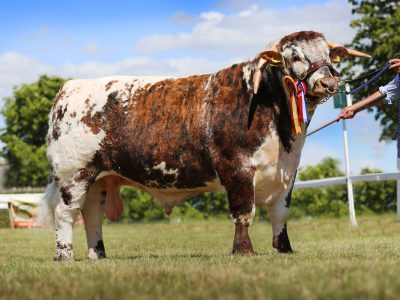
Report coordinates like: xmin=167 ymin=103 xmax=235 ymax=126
xmin=353 ymin=167 xmax=396 ymax=213
xmin=0 ymin=75 xmax=67 ymax=187
xmin=345 ymin=0 xmax=400 ymax=140
xmin=291 ymin=157 xmax=348 ymax=217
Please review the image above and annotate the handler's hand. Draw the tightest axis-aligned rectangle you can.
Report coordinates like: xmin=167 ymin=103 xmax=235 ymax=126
xmin=339 ymin=106 xmax=356 ymax=119
xmin=389 ymin=58 xmax=400 ymax=73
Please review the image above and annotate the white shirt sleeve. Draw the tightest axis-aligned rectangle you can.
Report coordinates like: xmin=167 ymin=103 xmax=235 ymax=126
xmin=379 ymin=75 xmax=400 ymax=104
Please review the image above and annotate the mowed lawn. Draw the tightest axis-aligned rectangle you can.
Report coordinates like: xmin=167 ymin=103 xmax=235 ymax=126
xmin=1 ymin=214 xmax=400 ymax=300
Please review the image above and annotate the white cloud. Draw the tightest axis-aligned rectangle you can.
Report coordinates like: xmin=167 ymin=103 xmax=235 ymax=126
xmin=135 ymin=0 xmax=355 ymax=57
xmin=215 ymin=0 xmax=256 ymax=11
xmin=80 ymin=42 xmax=107 ymax=56
xmin=170 ymin=12 xmax=200 ymax=25
xmin=22 ymin=27 xmax=52 ymax=40
xmin=0 ymin=51 xmax=230 ymax=101
xmin=0 ymin=52 xmax=52 ymax=99
xmin=299 ymin=140 xmax=341 ymax=169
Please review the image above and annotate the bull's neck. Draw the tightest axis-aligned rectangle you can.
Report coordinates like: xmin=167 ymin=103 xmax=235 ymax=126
xmin=246 ymin=60 xmax=319 ymax=152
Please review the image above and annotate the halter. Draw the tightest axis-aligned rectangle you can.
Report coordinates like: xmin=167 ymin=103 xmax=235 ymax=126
xmin=299 ymin=60 xmax=340 ymax=81
xmin=280 ymin=60 xmax=339 ymax=135
xmin=297 ymin=60 xmax=340 ymax=105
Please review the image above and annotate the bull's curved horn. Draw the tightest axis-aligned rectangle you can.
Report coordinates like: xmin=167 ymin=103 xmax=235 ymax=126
xmin=327 ymin=40 xmax=371 ymax=59
xmin=268 ymin=44 xmax=279 ymax=52
xmin=266 ymin=40 xmax=279 ymax=52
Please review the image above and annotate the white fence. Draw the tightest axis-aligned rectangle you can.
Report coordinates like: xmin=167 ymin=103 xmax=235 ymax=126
xmin=294 ymin=171 xmax=400 ymax=225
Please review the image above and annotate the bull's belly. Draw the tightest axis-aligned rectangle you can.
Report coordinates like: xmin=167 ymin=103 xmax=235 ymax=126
xmin=96 ymin=171 xmax=225 ymax=211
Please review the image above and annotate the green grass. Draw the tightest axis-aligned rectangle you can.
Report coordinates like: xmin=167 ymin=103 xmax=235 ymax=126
xmin=1 ymin=214 xmax=400 ymax=300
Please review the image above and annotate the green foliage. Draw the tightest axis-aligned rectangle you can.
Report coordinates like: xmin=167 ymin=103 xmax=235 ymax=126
xmin=185 ymin=192 xmax=229 ymax=218
xmin=120 ymin=186 xmax=229 ymax=222
xmin=0 ymin=75 xmax=67 ymax=187
xmin=293 ymin=157 xmax=397 ymax=217
xmin=354 ymin=167 xmax=396 ymax=213
xmin=120 ymin=187 xmax=165 ymax=222
xmin=292 ymin=158 xmax=348 ymax=218
xmin=344 ymin=0 xmax=400 ymax=140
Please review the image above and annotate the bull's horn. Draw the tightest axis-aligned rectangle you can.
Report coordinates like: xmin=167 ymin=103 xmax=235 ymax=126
xmin=266 ymin=40 xmax=279 ymax=52
xmin=327 ymin=40 xmax=371 ymax=59
xmin=268 ymin=44 xmax=279 ymax=52
xmin=345 ymin=48 xmax=371 ymax=59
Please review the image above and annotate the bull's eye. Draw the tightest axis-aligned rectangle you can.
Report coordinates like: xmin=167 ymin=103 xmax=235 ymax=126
xmin=293 ymin=56 xmax=302 ymax=62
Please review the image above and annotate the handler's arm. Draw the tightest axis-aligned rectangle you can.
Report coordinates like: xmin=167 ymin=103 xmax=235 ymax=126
xmin=339 ymin=91 xmax=385 ymax=119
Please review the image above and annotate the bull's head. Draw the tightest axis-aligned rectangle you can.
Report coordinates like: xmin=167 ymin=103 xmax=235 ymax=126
xmin=255 ymin=31 xmax=370 ymax=101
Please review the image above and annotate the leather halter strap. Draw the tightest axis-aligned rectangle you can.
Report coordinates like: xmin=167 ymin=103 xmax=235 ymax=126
xmin=299 ymin=60 xmax=340 ymax=81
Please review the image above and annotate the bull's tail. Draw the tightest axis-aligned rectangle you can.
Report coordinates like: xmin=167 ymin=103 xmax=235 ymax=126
xmin=37 ymin=181 xmax=60 ymax=227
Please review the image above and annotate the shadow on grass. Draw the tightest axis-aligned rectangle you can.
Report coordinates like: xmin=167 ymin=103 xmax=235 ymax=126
xmin=111 ymin=250 xmax=286 ymax=260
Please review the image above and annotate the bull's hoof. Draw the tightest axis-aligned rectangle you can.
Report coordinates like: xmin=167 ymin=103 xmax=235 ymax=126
xmin=54 ymin=253 xmax=74 ymax=261
xmin=87 ymin=249 xmax=106 ymax=260
xmin=232 ymin=247 xmax=256 ymax=256
xmin=272 ymin=232 xmax=293 ymax=253
xmin=232 ymin=222 xmax=255 ymax=256
xmin=232 ymin=249 xmax=256 ymax=256
xmin=55 ymin=241 xmax=74 ymax=261
xmin=87 ymin=240 xmax=106 ymax=260
xmin=274 ymin=245 xmax=294 ymax=253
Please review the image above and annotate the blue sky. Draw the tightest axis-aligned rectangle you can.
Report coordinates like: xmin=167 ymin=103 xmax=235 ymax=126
xmin=0 ymin=0 xmax=397 ymax=173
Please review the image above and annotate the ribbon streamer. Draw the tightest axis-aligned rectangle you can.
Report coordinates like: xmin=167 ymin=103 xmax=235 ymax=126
xmin=296 ymin=80 xmax=309 ymax=124
xmin=283 ymin=76 xmax=309 ymax=135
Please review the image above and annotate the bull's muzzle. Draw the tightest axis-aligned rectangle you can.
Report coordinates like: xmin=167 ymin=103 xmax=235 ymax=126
xmin=313 ymin=77 xmax=338 ymax=97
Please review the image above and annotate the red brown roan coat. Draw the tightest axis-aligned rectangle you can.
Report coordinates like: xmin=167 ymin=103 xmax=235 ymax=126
xmin=39 ymin=31 xmax=370 ymax=260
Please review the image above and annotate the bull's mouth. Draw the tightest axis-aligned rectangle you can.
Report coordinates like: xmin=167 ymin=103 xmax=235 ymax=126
xmin=305 ymin=90 xmax=336 ymax=104
xmin=309 ymin=84 xmax=338 ymax=102
xmin=313 ymin=87 xmax=338 ymax=96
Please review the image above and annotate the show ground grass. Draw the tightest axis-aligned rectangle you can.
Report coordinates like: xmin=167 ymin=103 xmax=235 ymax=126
xmin=1 ymin=214 xmax=400 ymax=300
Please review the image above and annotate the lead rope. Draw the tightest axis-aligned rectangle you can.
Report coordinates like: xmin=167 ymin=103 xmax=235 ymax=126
xmin=342 ymin=63 xmax=391 ymax=95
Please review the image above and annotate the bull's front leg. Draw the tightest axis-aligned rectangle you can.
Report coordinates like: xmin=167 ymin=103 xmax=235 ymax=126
xmin=267 ymin=182 xmax=295 ymax=253
xmin=82 ymin=180 xmax=107 ymax=260
xmin=226 ymin=178 xmax=256 ymax=255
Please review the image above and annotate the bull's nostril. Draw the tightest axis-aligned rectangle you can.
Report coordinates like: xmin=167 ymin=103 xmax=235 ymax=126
xmin=319 ymin=78 xmax=338 ymax=93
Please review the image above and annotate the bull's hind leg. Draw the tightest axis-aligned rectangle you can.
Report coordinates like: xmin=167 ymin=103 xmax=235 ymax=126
xmin=267 ymin=183 xmax=295 ymax=253
xmin=226 ymin=178 xmax=256 ymax=255
xmin=54 ymin=179 xmax=88 ymax=261
xmin=82 ymin=179 xmax=107 ymax=259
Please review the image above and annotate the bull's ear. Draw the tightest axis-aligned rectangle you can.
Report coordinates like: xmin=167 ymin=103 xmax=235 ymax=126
xmin=329 ymin=46 xmax=348 ymax=63
xmin=259 ymin=51 xmax=283 ymax=66
xmin=253 ymin=50 xmax=283 ymax=94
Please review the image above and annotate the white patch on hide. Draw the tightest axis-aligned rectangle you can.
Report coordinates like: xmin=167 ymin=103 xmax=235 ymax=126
xmin=152 ymin=162 xmax=179 ymax=177
xmin=231 ymin=204 xmax=256 ymax=226
xmin=242 ymin=63 xmax=252 ymax=90
xmin=251 ymin=123 xmax=307 ymax=206
xmin=267 ymin=175 xmax=296 ymax=236
xmin=201 ymin=73 xmax=217 ymax=139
